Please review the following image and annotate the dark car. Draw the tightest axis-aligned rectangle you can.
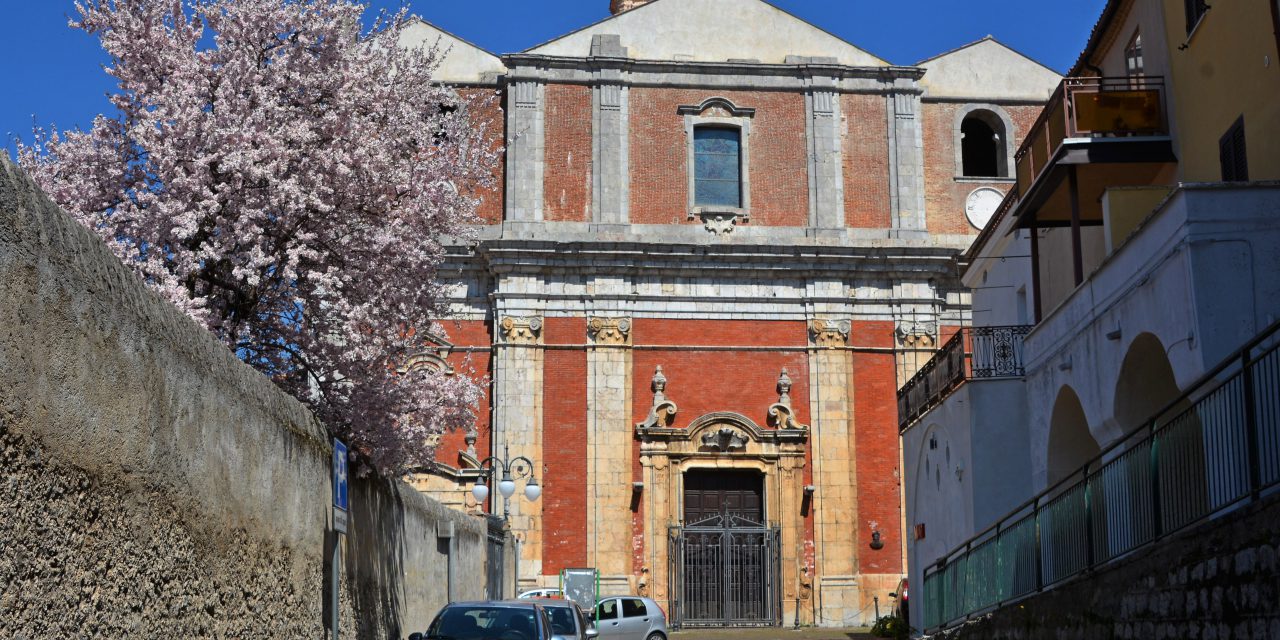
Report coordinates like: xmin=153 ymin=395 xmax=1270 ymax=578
xmin=411 ymin=601 xmax=555 ymax=640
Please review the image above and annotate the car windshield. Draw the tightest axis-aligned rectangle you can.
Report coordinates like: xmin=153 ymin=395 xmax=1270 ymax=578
xmin=427 ymin=606 xmax=539 ymax=640
xmin=544 ymin=606 xmax=577 ymax=635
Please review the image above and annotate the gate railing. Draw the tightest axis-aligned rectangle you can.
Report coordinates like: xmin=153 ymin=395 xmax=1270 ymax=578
xmin=668 ymin=519 xmax=782 ymax=629
xmin=898 ymin=325 xmax=1033 ymax=431
xmin=485 ymin=515 xmax=506 ymax=600
xmin=922 ymin=320 xmax=1280 ymax=632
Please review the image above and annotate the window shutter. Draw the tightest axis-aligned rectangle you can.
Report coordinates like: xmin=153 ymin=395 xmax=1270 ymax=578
xmin=1219 ymin=117 xmax=1248 ymax=182
xmin=1185 ymin=0 xmax=1209 ymax=34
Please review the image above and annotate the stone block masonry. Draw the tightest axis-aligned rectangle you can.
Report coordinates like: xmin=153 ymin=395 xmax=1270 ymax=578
xmin=0 ymin=156 xmax=492 ymax=636
xmin=935 ymin=490 xmax=1280 ymax=640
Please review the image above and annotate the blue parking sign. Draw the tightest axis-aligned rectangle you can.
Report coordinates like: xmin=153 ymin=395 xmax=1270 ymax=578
xmin=333 ymin=439 xmax=349 ymax=512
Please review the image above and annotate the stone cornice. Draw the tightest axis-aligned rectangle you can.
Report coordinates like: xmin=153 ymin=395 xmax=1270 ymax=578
xmin=448 ymin=238 xmax=962 ymax=281
xmin=498 ymin=54 xmax=925 ymax=92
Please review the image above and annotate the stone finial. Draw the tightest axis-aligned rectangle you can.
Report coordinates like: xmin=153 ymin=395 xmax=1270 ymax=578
xmin=610 ymin=0 xmax=653 ymax=14
xmin=637 ymin=366 xmax=678 ymax=429
xmin=652 ymin=365 xmax=668 ymax=400
xmin=769 ymin=367 xmax=808 ymax=430
xmin=464 ymin=427 xmax=478 ymax=458
xmin=776 ymin=368 xmax=792 ymax=406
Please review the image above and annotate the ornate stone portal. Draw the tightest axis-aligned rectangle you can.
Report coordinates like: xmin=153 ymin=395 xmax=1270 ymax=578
xmin=636 ymin=371 xmax=810 ymax=626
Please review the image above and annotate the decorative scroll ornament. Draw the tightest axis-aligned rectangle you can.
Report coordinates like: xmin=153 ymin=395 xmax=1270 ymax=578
xmin=636 ymin=366 xmax=678 ymax=429
xmin=700 ymin=211 xmax=738 ymax=236
xmin=588 ymin=316 xmax=632 ymax=345
xmin=896 ymin=319 xmax=938 ymax=348
xmin=809 ymin=318 xmax=851 ymax=347
xmin=500 ymin=316 xmax=543 ymax=344
xmin=700 ymin=427 xmax=749 ymax=452
xmin=768 ymin=368 xmax=809 ymax=430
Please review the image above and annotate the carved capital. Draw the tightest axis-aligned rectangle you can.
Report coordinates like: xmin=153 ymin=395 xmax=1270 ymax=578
xmin=809 ymin=318 xmax=851 ymax=348
xmin=896 ymin=319 xmax=938 ymax=348
xmin=500 ymin=316 xmax=543 ymax=344
xmin=588 ymin=316 xmax=632 ymax=345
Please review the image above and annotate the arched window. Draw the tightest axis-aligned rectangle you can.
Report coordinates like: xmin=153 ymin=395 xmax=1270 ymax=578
xmin=693 ymin=126 xmax=742 ymax=208
xmin=960 ymin=114 xmax=1004 ymax=178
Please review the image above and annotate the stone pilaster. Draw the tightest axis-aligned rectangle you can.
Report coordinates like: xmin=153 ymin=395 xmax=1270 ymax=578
xmin=806 ymin=317 xmax=860 ymax=625
xmin=893 ymin=281 xmax=941 ymax=386
xmin=591 ymin=37 xmax=630 ymax=225
xmin=806 ymin=86 xmax=845 ymax=229
xmin=586 ymin=316 xmax=634 ymax=594
xmin=887 ymin=83 xmax=926 ymax=235
xmin=506 ymin=79 xmax=545 ymax=222
xmin=494 ymin=315 xmax=545 ymax=587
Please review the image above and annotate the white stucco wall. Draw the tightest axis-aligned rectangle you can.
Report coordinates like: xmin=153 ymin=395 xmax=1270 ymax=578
xmin=918 ymin=38 xmax=1061 ymax=102
xmin=902 ymin=389 xmax=974 ymax=632
xmin=400 ymin=19 xmax=506 ymax=84
xmin=1022 ymin=184 xmax=1280 ymax=491
xmin=525 ymin=0 xmax=886 ymax=66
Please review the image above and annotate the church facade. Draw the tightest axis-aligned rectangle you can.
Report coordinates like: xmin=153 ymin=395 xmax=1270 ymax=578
xmin=402 ymin=0 xmax=1060 ymax=627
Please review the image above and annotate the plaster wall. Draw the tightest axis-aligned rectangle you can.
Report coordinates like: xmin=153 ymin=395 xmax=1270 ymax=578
xmin=1023 ymin=185 xmax=1280 ymax=491
xmin=1161 ymin=0 xmax=1280 ymax=182
xmin=903 ymin=392 xmax=975 ymax=632
xmin=917 ymin=38 xmax=1060 ymax=102
xmin=399 ymin=20 xmax=505 ymax=84
xmin=0 ymin=157 xmax=490 ymax=637
xmin=526 ymin=0 xmax=886 ymax=67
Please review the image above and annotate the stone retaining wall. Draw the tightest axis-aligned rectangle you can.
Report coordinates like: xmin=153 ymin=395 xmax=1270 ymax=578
xmin=935 ymin=493 xmax=1280 ymax=640
xmin=0 ymin=155 xmax=493 ymax=637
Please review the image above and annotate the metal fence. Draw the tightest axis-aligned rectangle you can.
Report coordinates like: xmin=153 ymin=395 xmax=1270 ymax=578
xmin=922 ymin=321 xmax=1280 ymax=632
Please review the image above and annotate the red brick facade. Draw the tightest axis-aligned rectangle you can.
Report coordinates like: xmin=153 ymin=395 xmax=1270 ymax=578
xmin=417 ymin=33 xmax=1052 ymax=627
xmin=541 ymin=317 xmax=589 ymax=574
xmin=544 ymin=85 xmax=593 ymax=222
xmin=629 ymin=89 xmax=809 ymax=226
xmin=843 ymin=94 xmax=893 ymax=229
xmin=922 ymin=102 xmax=1044 ymax=235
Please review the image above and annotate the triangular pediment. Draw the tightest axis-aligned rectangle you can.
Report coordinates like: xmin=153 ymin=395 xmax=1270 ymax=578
xmin=525 ymin=0 xmax=887 ymax=67
xmin=917 ymin=37 xmax=1061 ymax=102
xmin=400 ymin=18 xmax=506 ymax=84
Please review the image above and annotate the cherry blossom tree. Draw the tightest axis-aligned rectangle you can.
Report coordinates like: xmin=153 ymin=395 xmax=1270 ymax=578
xmin=19 ymin=0 xmax=499 ymax=475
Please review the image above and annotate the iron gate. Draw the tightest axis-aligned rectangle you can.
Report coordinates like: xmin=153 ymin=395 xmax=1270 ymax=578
xmin=668 ymin=514 xmax=781 ymax=628
xmin=485 ymin=515 xmax=506 ymax=600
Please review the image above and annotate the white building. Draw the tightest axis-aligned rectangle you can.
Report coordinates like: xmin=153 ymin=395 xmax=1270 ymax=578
xmin=902 ymin=0 xmax=1280 ymax=632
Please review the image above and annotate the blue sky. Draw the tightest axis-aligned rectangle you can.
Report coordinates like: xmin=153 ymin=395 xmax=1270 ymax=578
xmin=1 ymin=0 xmax=1107 ymax=156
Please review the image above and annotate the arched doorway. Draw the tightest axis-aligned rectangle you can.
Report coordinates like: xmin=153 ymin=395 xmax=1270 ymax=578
xmin=1114 ymin=333 xmax=1182 ymax=430
xmin=1047 ymin=386 xmax=1100 ymax=485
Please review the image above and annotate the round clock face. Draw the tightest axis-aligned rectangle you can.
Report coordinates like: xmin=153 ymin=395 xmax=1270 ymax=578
xmin=965 ymin=187 xmax=1005 ymax=230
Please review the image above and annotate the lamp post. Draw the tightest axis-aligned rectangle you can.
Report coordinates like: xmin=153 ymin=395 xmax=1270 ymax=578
xmin=472 ymin=445 xmax=541 ymax=599
xmin=471 ymin=444 xmax=542 ymax=522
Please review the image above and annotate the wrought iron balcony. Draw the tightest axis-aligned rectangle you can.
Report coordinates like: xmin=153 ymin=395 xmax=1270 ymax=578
xmin=897 ymin=326 xmax=1032 ymax=431
xmin=1015 ymin=76 xmax=1169 ymax=197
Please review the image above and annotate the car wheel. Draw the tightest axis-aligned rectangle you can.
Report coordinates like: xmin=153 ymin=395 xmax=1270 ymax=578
xmin=645 ymin=633 xmax=664 ymax=640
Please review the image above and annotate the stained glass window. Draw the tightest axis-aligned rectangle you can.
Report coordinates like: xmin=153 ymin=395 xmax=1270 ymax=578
xmin=694 ymin=127 xmax=741 ymax=208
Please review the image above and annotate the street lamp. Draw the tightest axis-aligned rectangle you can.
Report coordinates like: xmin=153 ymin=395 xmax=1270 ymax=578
xmin=472 ymin=444 xmax=542 ymax=521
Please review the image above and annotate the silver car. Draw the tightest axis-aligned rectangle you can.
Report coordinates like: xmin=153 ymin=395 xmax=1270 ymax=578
xmin=531 ymin=598 xmax=598 ymax=640
xmin=591 ymin=596 xmax=667 ymax=640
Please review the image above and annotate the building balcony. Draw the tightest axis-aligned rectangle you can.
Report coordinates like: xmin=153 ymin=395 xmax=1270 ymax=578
xmin=897 ymin=326 xmax=1033 ymax=431
xmin=989 ymin=77 xmax=1180 ymax=323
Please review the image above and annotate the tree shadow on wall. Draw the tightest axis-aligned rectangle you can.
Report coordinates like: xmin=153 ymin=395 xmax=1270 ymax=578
xmin=345 ymin=476 xmax=410 ymax=639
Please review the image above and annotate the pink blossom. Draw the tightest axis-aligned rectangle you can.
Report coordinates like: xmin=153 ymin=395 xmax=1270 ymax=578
xmin=19 ymin=0 xmax=498 ymax=476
